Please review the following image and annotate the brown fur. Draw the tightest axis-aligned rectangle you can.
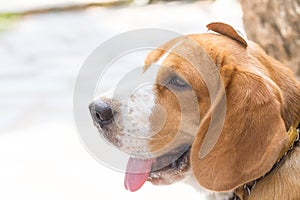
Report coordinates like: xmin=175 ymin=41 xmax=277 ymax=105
xmin=145 ymin=24 xmax=300 ymax=199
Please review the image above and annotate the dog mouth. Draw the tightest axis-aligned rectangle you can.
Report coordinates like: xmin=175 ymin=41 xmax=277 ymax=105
xmin=124 ymin=144 xmax=191 ymax=192
xmin=148 ymin=145 xmax=191 ymax=185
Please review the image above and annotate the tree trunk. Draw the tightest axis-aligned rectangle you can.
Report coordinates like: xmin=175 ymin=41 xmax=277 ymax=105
xmin=240 ymin=0 xmax=300 ymax=75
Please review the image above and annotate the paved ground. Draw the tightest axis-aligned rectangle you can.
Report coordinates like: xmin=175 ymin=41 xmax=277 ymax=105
xmin=0 ymin=0 xmax=129 ymax=12
xmin=0 ymin=1 xmax=242 ymax=200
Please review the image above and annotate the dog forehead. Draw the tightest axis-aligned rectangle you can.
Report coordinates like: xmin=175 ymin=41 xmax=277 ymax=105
xmin=144 ymin=36 xmax=199 ymax=71
xmin=145 ymin=37 xmax=212 ymax=73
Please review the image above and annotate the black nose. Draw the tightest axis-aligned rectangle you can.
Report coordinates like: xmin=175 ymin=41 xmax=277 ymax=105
xmin=89 ymin=100 xmax=114 ymax=127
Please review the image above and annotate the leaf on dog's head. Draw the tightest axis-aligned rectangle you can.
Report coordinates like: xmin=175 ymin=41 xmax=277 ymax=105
xmin=207 ymin=22 xmax=248 ymax=47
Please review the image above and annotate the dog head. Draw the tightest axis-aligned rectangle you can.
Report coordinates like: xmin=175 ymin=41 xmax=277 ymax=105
xmin=89 ymin=22 xmax=300 ymax=193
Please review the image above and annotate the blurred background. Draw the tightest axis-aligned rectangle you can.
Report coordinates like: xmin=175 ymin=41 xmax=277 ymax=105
xmin=1 ymin=0 xmax=295 ymax=199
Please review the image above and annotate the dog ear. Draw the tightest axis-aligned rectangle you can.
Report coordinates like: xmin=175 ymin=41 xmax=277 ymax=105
xmin=190 ymin=65 xmax=290 ymax=192
xmin=207 ymin=22 xmax=248 ymax=47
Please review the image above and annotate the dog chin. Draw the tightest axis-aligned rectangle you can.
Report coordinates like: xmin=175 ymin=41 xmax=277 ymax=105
xmin=148 ymin=166 xmax=190 ymax=185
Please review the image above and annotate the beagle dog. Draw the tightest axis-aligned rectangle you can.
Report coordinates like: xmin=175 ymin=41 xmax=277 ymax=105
xmin=89 ymin=22 xmax=300 ymax=200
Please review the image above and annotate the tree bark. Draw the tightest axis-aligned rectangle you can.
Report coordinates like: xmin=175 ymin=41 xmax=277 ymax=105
xmin=240 ymin=0 xmax=300 ymax=75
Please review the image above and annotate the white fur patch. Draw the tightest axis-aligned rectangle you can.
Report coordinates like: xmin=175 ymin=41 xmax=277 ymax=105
xmin=184 ymin=173 xmax=234 ymax=200
xmin=114 ymin=84 xmax=156 ymax=158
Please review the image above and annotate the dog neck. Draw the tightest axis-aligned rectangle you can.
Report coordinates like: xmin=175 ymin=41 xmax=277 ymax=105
xmin=232 ymin=122 xmax=300 ymax=200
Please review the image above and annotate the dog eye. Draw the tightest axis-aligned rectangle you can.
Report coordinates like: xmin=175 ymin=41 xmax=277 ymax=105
xmin=168 ymin=76 xmax=189 ymax=88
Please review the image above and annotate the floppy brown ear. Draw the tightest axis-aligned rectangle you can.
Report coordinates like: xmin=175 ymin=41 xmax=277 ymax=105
xmin=207 ymin=22 xmax=248 ymax=47
xmin=190 ymin=66 xmax=290 ymax=192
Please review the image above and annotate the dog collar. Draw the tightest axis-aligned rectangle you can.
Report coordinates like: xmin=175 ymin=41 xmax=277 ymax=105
xmin=231 ymin=122 xmax=300 ymax=200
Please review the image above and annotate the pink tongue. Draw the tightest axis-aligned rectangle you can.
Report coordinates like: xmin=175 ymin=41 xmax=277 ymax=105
xmin=124 ymin=157 xmax=155 ymax=192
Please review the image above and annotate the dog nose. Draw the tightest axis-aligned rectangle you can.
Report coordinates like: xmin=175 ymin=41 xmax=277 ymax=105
xmin=89 ymin=100 xmax=113 ymax=126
